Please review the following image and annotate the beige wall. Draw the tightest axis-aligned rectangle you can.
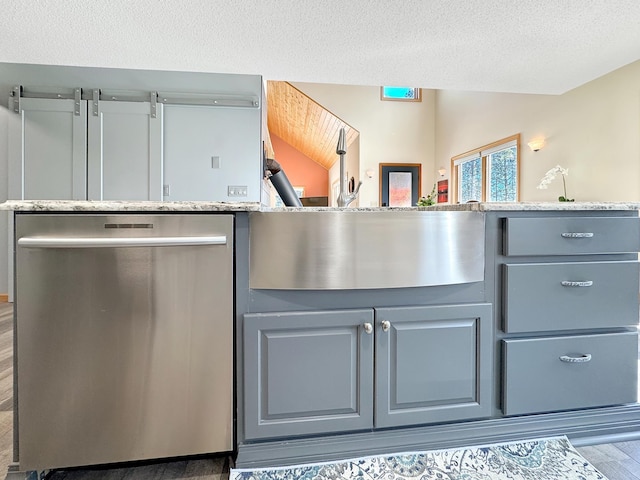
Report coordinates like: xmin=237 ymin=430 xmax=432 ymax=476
xmin=293 ymin=83 xmax=436 ymax=207
xmin=436 ymin=60 xmax=640 ymax=202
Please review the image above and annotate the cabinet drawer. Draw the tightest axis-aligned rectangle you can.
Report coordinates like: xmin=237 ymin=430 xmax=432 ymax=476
xmin=503 ymin=332 xmax=638 ymax=416
xmin=504 ymin=217 xmax=640 ymax=256
xmin=503 ymin=261 xmax=639 ymax=333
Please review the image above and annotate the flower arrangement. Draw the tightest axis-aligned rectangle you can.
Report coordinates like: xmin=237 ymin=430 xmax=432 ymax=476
xmin=417 ymin=184 xmax=437 ymax=206
xmin=537 ymin=165 xmax=574 ymax=202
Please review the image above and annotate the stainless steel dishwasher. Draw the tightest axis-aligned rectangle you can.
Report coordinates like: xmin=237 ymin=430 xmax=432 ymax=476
xmin=14 ymin=213 xmax=233 ymax=471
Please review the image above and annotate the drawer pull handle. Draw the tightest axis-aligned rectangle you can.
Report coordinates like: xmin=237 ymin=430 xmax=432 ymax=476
xmin=561 ymin=232 xmax=594 ymax=238
xmin=363 ymin=323 xmax=373 ymax=334
xmin=381 ymin=320 xmax=391 ymax=332
xmin=560 ymin=354 xmax=592 ymax=363
xmin=561 ymin=280 xmax=593 ymax=287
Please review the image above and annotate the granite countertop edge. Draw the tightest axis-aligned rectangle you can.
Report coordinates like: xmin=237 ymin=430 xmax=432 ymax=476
xmin=2 ymin=200 xmax=640 ymax=212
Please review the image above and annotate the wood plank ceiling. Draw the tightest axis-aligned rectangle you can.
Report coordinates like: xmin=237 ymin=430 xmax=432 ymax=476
xmin=266 ymin=81 xmax=358 ymax=170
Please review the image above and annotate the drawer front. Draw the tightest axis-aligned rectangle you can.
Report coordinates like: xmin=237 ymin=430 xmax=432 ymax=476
xmin=504 ymin=217 xmax=640 ymax=256
xmin=503 ymin=332 xmax=638 ymax=416
xmin=504 ymin=261 xmax=639 ymax=333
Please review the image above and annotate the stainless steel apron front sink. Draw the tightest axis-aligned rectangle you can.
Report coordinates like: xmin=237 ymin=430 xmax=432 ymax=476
xmin=249 ymin=210 xmax=485 ymax=290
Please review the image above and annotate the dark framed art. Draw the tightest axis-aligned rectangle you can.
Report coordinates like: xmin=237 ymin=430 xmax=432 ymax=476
xmin=437 ymin=179 xmax=449 ymax=203
xmin=379 ymin=163 xmax=422 ymax=207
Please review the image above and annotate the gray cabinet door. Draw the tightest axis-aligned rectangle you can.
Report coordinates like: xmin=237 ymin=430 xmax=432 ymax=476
xmin=8 ymin=97 xmax=87 ymax=200
xmin=374 ymin=303 xmax=493 ymax=428
xmin=163 ymin=105 xmax=261 ymax=202
xmin=87 ymin=101 xmax=163 ymax=200
xmin=243 ymin=309 xmax=374 ymax=440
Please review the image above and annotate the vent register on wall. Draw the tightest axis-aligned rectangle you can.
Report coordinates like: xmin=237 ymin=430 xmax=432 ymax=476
xmin=7 ymin=84 xmax=264 ymax=203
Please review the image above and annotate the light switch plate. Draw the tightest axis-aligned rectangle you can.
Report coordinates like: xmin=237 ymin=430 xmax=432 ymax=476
xmin=228 ymin=185 xmax=248 ymax=197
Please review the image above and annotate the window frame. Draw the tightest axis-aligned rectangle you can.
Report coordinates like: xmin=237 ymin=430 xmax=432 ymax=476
xmin=380 ymin=87 xmax=422 ymax=102
xmin=450 ymin=134 xmax=521 ymax=203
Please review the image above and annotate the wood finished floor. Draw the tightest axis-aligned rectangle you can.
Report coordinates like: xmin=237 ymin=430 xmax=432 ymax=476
xmin=1 ymin=301 xmax=640 ymax=479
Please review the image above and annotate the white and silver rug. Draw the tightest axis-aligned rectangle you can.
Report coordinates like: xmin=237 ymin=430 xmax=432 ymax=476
xmin=230 ymin=436 xmax=606 ymax=480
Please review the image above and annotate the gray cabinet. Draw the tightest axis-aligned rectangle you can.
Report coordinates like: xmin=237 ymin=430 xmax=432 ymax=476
xmin=375 ymin=304 xmax=492 ymax=428
xmin=243 ymin=303 xmax=492 ymax=440
xmin=501 ymin=214 xmax=640 ymax=416
xmin=243 ymin=309 xmax=374 ymax=440
xmin=87 ymin=99 xmax=163 ymax=200
xmin=163 ymin=105 xmax=262 ymax=202
xmin=8 ymin=95 xmax=163 ymax=201
xmin=8 ymin=97 xmax=88 ymax=200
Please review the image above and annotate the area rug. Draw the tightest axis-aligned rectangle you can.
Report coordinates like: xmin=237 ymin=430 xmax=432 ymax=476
xmin=230 ymin=436 xmax=606 ymax=479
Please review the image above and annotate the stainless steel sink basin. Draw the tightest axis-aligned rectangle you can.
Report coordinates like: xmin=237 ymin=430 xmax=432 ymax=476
xmin=249 ymin=210 xmax=485 ymax=290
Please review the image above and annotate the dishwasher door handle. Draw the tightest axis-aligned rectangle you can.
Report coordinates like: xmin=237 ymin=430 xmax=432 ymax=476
xmin=18 ymin=235 xmax=227 ymax=248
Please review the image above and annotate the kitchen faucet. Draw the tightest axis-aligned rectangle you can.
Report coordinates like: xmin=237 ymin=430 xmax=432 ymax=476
xmin=336 ymin=127 xmax=362 ymax=207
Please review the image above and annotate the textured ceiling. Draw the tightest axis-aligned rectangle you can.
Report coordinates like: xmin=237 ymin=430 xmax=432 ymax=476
xmin=1 ymin=1 xmax=639 ymax=94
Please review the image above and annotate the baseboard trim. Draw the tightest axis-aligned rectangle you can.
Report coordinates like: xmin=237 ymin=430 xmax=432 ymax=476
xmin=236 ymin=405 xmax=640 ymax=468
xmin=0 ymin=294 xmax=8 ymax=303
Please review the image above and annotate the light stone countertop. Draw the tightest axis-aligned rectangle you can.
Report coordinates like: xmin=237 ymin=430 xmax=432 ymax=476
xmin=0 ymin=200 xmax=264 ymax=212
xmin=2 ymin=200 xmax=640 ymax=212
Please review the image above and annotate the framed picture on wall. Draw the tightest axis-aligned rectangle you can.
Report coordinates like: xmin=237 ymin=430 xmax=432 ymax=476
xmin=437 ymin=179 xmax=449 ymax=203
xmin=379 ymin=163 xmax=422 ymax=207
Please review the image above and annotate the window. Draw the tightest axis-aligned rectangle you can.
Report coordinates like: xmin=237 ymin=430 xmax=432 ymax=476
xmin=451 ymin=134 xmax=520 ymax=203
xmin=380 ymin=87 xmax=422 ymax=102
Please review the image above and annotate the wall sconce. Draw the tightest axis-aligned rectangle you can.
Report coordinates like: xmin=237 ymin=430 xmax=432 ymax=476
xmin=365 ymin=168 xmax=375 ymax=178
xmin=438 ymin=167 xmax=446 ymax=177
xmin=527 ymin=138 xmax=545 ymax=152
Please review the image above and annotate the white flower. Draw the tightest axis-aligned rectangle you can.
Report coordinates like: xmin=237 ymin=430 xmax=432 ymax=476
xmin=537 ymin=165 xmax=569 ymax=190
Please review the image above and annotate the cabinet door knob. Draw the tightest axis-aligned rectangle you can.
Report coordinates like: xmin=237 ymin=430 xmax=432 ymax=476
xmin=560 ymin=354 xmax=592 ymax=363
xmin=363 ymin=323 xmax=373 ymax=334
xmin=381 ymin=320 xmax=391 ymax=332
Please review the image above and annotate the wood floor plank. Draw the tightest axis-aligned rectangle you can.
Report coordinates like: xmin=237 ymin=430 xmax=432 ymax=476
xmin=0 ymin=354 xmax=13 ymax=376
xmin=0 ymin=331 xmax=14 ymax=354
xmin=577 ymin=443 xmax=631 ymax=463
xmin=0 ymin=318 xmax=13 ymax=337
xmin=183 ymin=457 xmax=227 ymax=477
xmin=589 ymin=459 xmax=640 ymax=480
xmin=610 ymin=441 xmax=640 ymax=462
xmin=49 ymin=457 xmax=229 ymax=480
xmin=0 ymin=398 xmax=13 ymax=412
xmin=614 ymin=457 xmax=640 ymax=477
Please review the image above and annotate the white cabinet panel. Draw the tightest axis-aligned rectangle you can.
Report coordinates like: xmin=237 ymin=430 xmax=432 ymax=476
xmin=88 ymin=101 xmax=163 ymax=200
xmin=8 ymin=97 xmax=87 ymax=200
